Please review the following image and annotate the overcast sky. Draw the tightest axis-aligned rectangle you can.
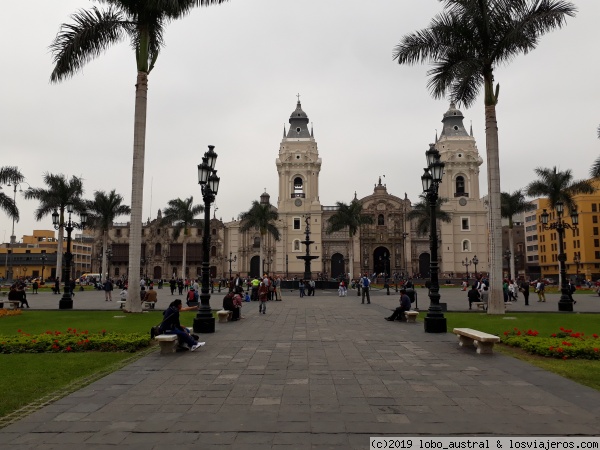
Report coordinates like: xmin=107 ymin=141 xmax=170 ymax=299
xmin=1 ymin=0 xmax=598 ymax=242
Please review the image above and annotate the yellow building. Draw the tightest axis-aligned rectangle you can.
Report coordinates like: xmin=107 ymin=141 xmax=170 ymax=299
xmin=0 ymin=230 xmax=92 ymax=281
xmin=536 ymin=178 xmax=600 ymax=281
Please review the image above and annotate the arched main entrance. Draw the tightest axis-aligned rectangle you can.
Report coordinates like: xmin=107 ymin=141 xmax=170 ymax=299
xmin=330 ymin=253 xmax=345 ymax=280
xmin=418 ymin=253 xmax=431 ymax=278
xmin=373 ymin=246 xmax=391 ymax=277
xmin=153 ymin=266 xmax=162 ymax=280
xmin=250 ymin=255 xmax=260 ymax=278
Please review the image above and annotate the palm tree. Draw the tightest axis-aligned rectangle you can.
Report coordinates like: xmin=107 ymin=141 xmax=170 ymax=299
xmin=325 ymin=199 xmax=374 ymax=280
xmin=50 ymin=0 xmax=229 ymax=307
xmin=162 ymin=197 xmax=203 ymax=283
xmin=24 ymin=173 xmax=85 ymax=281
xmin=526 ymin=167 xmax=595 ymax=286
xmin=500 ymin=190 xmax=535 ymax=281
xmin=406 ymin=195 xmax=452 ymax=236
xmin=393 ymin=0 xmax=576 ymax=315
xmin=86 ymin=190 xmax=131 ymax=286
xmin=239 ymin=200 xmax=280 ymax=275
xmin=591 ymin=127 xmax=600 ymax=178
xmin=0 ymin=166 xmax=24 ymax=221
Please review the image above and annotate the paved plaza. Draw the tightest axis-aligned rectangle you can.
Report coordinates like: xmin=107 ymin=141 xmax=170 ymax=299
xmin=1 ymin=287 xmax=600 ymax=449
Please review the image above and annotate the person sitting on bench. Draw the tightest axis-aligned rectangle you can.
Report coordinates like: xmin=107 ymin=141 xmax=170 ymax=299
xmin=385 ymin=288 xmax=411 ymax=321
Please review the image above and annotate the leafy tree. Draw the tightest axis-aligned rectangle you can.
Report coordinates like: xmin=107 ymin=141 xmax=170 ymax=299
xmin=500 ymin=190 xmax=535 ymax=281
xmin=162 ymin=197 xmax=203 ymax=283
xmin=239 ymin=200 xmax=280 ymax=275
xmin=393 ymin=0 xmax=576 ymax=315
xmin=406 ymin=195 xmax=451 ymax=236
xmin=0 ymin=166 xmax=24 ymax=221
xmin=50 ymin=0 xmax=229 ymax=310
xmin=24 ymin=173 xmax=85 ymax=282
xmin=325 ymin=199 xmax=374 ymax=280
xmin=86 ymin=190 xmax=131 ymax=284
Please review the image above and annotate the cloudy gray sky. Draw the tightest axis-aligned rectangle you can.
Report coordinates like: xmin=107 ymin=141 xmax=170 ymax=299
xmin=1 ymin=0 xmax=598 ymax=242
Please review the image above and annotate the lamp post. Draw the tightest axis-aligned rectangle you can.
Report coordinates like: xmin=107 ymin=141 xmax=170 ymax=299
xmin=472 ymin=255 xmax=479 ymax=280
xmin=421 ymin=144 xmax=446 ymax=333
xmin=52 ymin=203 xmax=87 ymax=309
xmin=140 ymin=257 xmax=146 ymax=281
xmin=573 ymin=253 xmax=580 ymax=282
xmin=40 ymin=253 xmax=47 ymax=284
xmin=504 ymin=248 xmax=511 ymax=279
xmin=226 ymin=252 xmax=237 ymax=282
xmin=462 ymin=257 xmax=472 ymax=286
xmin=540 ymin=202 xmax=578 ymax=312
xmin=6 ymin=181 xmax=30 ymax=282
xmin=106 ymin=247 xmax=113 ymax=280
xmin=194 ymin=145 xmax=220 ymax=334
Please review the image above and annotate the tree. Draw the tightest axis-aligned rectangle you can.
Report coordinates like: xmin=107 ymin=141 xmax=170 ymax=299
xmin=162 ymin=197 xmax=203 ymax=283
xmin=500 ymin=190 xmax=535 ymax=281
xmin=86 ymin=190 xmax=131 ymax=285
xmin=24 ymin=173 xmax=85 ymax=281
xmin=592 ymin=127 xmax=600 ymax=178
xmin=0 ymin=166 xmax=24 ymax=221
xmin=50 ymin=0 xmax=229 ymax=310
xmin=239 ymin=200 xmax=280 ymax=275
xmin=325 ymin=199 xmax=374 ymax=280
xmin=526 ymin=167 xmax=595 ymax=286
xmin=393 ymin=0 xmax=576 ymax=315
xmin=406 ymin=195 xmax=452 ymax=236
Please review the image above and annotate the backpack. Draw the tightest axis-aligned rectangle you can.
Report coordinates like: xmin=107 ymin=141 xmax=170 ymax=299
xmin=362 ymin=277 xmax=370 ymax=287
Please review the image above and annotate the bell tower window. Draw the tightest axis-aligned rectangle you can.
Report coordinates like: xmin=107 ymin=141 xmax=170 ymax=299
xmin=377 ymin=214 xmax=385 ymax=226
xmin=455 ymin=176 xmax=467 ymax=197
xmin=292 ymin=177 xmax=305 ymax=198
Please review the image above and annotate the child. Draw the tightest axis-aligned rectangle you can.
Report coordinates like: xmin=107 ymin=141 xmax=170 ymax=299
xmin=258 ymin=281 xmax=268 ymax=314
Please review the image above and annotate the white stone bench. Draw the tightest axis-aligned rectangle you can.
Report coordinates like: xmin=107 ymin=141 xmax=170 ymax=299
xmin=472 ymin=302 xmax=486 ymax=310
xmin=453 ymin=328 xmax=500 ymax=354
xmin=3 ymin=300 xmax=20 ymax=310
xmin=404 ymin=311 xmax=419 ymax=323
xmin=155 ymin=334 xmax=178 ymax=354
xmin=117 ymin=300 xmax=126 ymax=309
xmin=143 ymin=301 xmax=156 ymax=310
xmin=217 ymin=310 xmax=231 ymax=323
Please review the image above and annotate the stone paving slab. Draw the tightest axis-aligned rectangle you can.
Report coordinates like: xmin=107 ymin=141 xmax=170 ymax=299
xmin=2 ymin=291 xmax=600 ymax=449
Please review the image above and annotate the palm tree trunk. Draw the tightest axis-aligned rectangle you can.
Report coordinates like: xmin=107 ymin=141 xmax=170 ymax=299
xmin=260 ymin=234 xmax=264 ymax=276
xmin=126 ymin=71 xmax=148 ymax=313
xmin=508 ymin=224 xmax=515 ymax=281
xmin=102 ymin=230 xmax=108 ymax=283
xmin=182 ymin=235 xmax=187 ymax=283
xmin=485 ymin=104 xmax=504 ymax=315
xmin=348 ymin=232 xmax=354 ymax=281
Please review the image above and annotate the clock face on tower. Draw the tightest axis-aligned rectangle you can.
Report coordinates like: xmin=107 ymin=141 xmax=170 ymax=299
xmin=294 ymin=198 xmax=303 ymax=207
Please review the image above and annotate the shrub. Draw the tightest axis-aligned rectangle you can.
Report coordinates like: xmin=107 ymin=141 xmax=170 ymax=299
xmin=0 ymin=309 xmax=23 ymax=318
xmin=0 ymin=328 xmax=151 ymax=354
xmin=502 ymin=327 xmax=600 ymax=360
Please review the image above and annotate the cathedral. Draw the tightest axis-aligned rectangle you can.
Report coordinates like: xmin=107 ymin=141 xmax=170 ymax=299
xmin=99 ymin=100 xmax=489 ymax=282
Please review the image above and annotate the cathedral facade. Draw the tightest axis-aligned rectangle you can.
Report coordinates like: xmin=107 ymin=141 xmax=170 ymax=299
xmin=95 ymin=101 xmax=489 ymax=282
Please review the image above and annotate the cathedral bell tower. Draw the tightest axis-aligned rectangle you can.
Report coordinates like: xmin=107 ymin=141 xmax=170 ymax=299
xmin=275 ymin=98 xmax=323 ymax=277
xmin=436 ymin=103 xmax=489 ymax=279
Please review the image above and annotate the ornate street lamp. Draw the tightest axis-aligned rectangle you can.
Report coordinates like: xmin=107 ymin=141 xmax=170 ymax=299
xmin=421 ymin=144 xmax=446 ymax=333
xmin=226 ymin=252 xmax=237 ymax=282
xmin=573 ymin=253 xmax=580 ymax=281
xmin=40 ymin=253 xmax=47 ymax=283
xmin=6 ymin=181 xmax=30 ymax=281
xmin=472 ymin=255 xmax=479 ymax=279
xmin=194 ymin=145 xmax=220 ymax=333
xmin=462 ymin=257 xmax=472 ymax=285
xmin=52 ymin=203 xmax=87 ymax=309
xmin=540 ymin=202 xmax=578 ymax=311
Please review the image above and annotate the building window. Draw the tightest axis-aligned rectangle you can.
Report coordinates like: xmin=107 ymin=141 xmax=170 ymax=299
xmin=253 ymin=237 xmax=260 ymax=248
xmin=594 ymin=227 xmax=599 ymax=236
xmin=157 ymin=228 xmax=161 ymax=235
xmin=455 ymin=176 xmax=465 ymax=196
xmin=293 ymin=218 xmax=301 ymax=230
xmin=595 ymin=239 xmax=599 ymax=248
xmin=155 ymin=243 xmax=161 ymax=255
xmin=211 ymin=246 xmax=217 ymax=257
xmin=596 ymin=251 xmax=600 ymax=259
xmin=293 ymin=177 xmax=304 ymax=197
xmin=593 ymin=204 xmax=598 ymax=212
xmin=461 ymin=217 xmax=470 ymax=231
xmin=293 ymin=240 xmax=300 ymax=251
xmin=378 ymin=214 xmax=385 ymax=226
xmin=116 ymin=229 xmax=122 ymax=237
xmin=462 ymin=240 xmax=471 ymax=251
xmin=197 ymin=228 xmax=201 ymax=236
xmin=212 ymin=228 xmax=217 ymax=235
xmin=594 ymin=216 xmax=598 ymax=224
xmin=114 ymin=267 xmax=120 ymax=277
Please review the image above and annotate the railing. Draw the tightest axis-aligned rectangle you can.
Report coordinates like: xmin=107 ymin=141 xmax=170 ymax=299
xmin=291 ymin=193 xmax=305 ymax=198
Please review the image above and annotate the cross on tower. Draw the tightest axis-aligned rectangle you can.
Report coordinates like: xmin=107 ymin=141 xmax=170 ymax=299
xmin=296 ymin=93 xmax=300 ymax=102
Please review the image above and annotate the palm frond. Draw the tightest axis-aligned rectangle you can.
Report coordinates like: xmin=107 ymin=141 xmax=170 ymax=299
xmin=590 ymin=155 xmax=600 ymax=178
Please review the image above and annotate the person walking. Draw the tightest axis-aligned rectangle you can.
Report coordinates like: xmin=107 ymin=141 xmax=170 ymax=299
xmin=54 ymin=277 xmax=60 ymax=295
xmin=258 ymin=281 xmax=268 ymax=314
xmin=535 ymin=280 xmax=546 ymax=302
xmin=274 ymin=276 xmax=282 ymax=301
xmin=360 ymin=274 xmax=371 ymax=304
xmin=104 ymin=278 xmax=113 ymax=301
xmin=299 ymin=279 xmax=305 ymax=298
xmin=32 ymin=280 xmax=39 ymax=294
xmin=520 ymin=279 xmax=530 ymax=306
xmin=309 ymin=279 xmax=316 ymax=296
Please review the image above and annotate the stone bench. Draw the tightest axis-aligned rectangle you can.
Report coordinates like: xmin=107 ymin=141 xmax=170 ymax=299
xmin=404 ymin=311 xmax=419 ymax=323
xmin=472 ymin=302 xmax=486 ymax=311
xmin=143 ymin=301 xmax=156 ymax=310
xmin=453 ymin=328 xmax=500 ymax=354
xmin=155 ymin=334 xmax=178 ymax=354
xmin=217 ymin=310 xmax=232 ymax=323
xmin=2 ymin=300 xmax=20 ymax=310
xmin=117 ymin=300 xmax=126 ymax=309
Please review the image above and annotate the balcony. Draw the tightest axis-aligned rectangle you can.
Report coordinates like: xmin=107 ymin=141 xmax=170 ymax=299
xmin=291 ymin=193 xmax=305 ymax=198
